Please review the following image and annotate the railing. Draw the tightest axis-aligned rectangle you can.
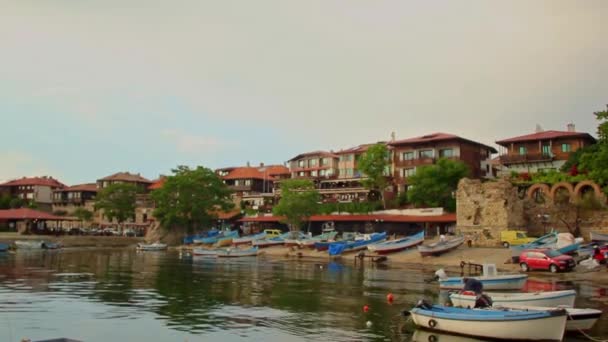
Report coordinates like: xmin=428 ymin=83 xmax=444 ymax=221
xmin=394 ymin=157 xmax=435 ymax=167
xmin=499 ymin=153 xmax=554 ymax=164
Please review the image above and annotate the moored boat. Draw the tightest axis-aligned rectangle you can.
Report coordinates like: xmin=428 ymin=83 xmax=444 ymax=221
xmin=328 ymin=232 xmax=387 ymax=256
xmin=368 ymin=231 xmax=424 ymax=255
xmin=43 ymin=242 xmax=62 ymax=250
xmin=15 ymin=240 xmax=45 ymax=249
xmin=450 ymin=289 xmax=576 ymax=308
xmin=510 ymin=232 xmax=558 ymax=261
xmin=298 ymin=231 xmax=338 ymax=248
xmin=136 ymin=242 xmax=168 ymax=251
xmin=405 ymin=301 xmax=567 ymax=341
xmin=436 ymin=265 xmax=527 ymax=290
xmin=252 ymin=232 xmax=293 ymax=248
xmin=496 ymin=304 xmax=602 ymax=332
xmin=590 ymin=231 xmax=608 ymax=242
xmin=417 ymin=235 xmax=464 ymax=257
xmin=283 ymin=232 xmax=311 ymax=247
xmin=0 ymin=243 xmax=10 ymax=252
xmin=216 ymin=247 xmax=259 ymax=258
xmin=232 ymin=232 xmax=267 ymax=246
xmin=192 ymin=248 xmax=220 ymax=257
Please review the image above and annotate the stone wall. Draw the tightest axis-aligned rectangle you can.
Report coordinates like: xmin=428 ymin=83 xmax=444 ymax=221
xmin=457 ymin=178 xmax=526 ymax=246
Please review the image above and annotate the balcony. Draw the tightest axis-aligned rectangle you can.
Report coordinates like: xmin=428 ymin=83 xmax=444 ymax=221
xmin=499 ymin=153 xmax=554 ymax=165
xmin=394 ymin=157 xmax=435 ymax=167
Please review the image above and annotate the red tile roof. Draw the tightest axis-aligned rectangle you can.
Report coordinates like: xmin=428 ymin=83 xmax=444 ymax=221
xmin=148 ymin=177 xmax=166 ymax=190
xmin=214 ymin=209 xmax=242 ymax=220
xmin=389 ymin=132 xmax=497 ymax=153
xmin=238 ymin=213 xmax=456 ymax=223
xmin=98 ymin=172 xmax=152 ymax=183
xmin=287 ymin=151 xmax=339 ymax=162
xmin=0 ymin=208 xmax=68 ymax=220
xmin=0 ymin=176 xmax=65 ymax=188
xmin=336 ymin=142 xmax=387 ymax=155
xmin=496 ymin=130 xmax=596 ymax=145
xmin=54 ymin=183 xmax=98 ymax=193
xmin=222 ymin=165 xmax=289 ymax=181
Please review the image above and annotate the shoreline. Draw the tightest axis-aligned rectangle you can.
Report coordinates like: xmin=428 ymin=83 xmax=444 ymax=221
xmin=0 ymin=232 xmax=143 ymax=248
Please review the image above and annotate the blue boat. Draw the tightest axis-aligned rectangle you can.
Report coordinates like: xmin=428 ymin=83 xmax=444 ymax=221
xmin=0 ymin=243 xmax=9 ymax=252
xmin=194 ymin=230 xmax=237 ymax=244
xmin=328 ymin=232 xmax=387 ymax=256
xmin=510 ymin=232 xmax=557 ymax=261
xmin=555 ymin=241 xmax=581 ymax=255
xmin=183 ymin=229 xmax=219 ymax=244
xmin=406 ymin=301 xmax=567 ymax=341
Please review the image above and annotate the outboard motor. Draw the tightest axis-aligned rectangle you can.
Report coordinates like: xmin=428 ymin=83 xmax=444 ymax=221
xmin=474 ymin=294 xmax=493 ymax=309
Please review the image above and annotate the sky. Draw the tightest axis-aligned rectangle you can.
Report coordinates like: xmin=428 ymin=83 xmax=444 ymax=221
xmin=1 ymin=0 xmax=607 ymax=185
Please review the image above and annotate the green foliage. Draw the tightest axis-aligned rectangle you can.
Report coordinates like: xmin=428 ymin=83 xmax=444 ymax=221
xmin=357 ymin=143 xmax=390 ymax=208
xmin=53 ymin=210 xmax=68 ymax=216
xmin=0 ymin=194 xmax=12 ymax=209
xmin=9 ymin=197 xmax=25 ymax=209
xmin=594 ymin=105 xmax=608 ymax=143
xmin=273 ymin=179 xmax=320 ymax=231
xmin=406 ymin=158 xmax=470 ymax=212
xmin=95 ymin=182 xmax=139 ymax=225
xmin=73 ymin=207 xmax=93 ymax=222
xmin=577 ymin=108 xmax=608 ymax=192
xmin=318 ymin=201 xmax=382 ymax=214
xmin=27 ymin=201 xmax=38 ymax=209
xmin=529 ymin=170 xmax=588 ymax=185
xmin=560 ymin=144 xmax=598 ymax=173
xmin=152 ymin=165 xmax=234 ymax=234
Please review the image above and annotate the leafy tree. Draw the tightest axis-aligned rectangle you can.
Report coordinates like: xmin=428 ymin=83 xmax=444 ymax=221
xmin=273 ymin=179 xmax=320 ymax=232
xmin=9 ymin=197 xmax=25 ymax=209
xmin=595 ymin=105 xmax=608 ymax=143
xmin=579 ymin=107 xmax=608 ymax=193
xmin=94 ymin=182 xmax=139 ymax=229
xmin=0 ymin=194 xmax=12 ymax=209
xmin=560 ymin=144 xmax=598 ymax=173
xmin=406 ymin=158 xmax=470 ymax=212
xmin=73 ymin=207 xmax=94 ymax=227
xmin=151 ymin=165 xmax=234 ymax=234
xmin=357 ymin=143 xmax=390 ymax=208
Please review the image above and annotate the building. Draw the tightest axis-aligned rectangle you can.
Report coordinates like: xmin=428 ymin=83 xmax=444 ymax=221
xmin=96 ymin=172 xmax=153 ymax=191
xmin=0 ymin=176 xmax=66 ymax=211
xmin=388 ymin=133 xmax=497 ymax=193
xmin=52 ymin=183 xmax=97 ymax=215
xmin=496 ymin=124 xmax=596 ymax=175
xmin=287 ymin=151 xmax=340 ymax=180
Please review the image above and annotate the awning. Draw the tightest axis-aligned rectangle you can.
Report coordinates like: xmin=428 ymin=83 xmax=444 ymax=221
xmin=238 ymin=213 xmax=456 ymax=224
xmin=0 ymin=208 xmax=69 ymax=221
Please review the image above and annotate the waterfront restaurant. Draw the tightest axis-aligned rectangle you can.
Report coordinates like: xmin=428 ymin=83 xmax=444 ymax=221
xmin=0 ymin=208 xmax=73 ymax=234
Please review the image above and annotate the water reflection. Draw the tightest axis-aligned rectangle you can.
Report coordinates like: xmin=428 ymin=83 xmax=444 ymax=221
xmin=0 ymin=249 xmax=606 ymax=341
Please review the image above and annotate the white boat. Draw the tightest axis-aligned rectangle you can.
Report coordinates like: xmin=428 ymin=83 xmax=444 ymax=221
xmin=418 ymin=235 xmax=464 ymax=257
xmin=192 ymin=248 xmax=219 ymax=257
xmin=368 ymin=231 xmax=424 ymax=255
xmin=450 ymin=290 xmax=576 ymax=308
xmin=136 ymin=242 xmax=168 ymax=251
xmin=216 ymin=247 xmax=259 ymax=258
xmin=436 ymin=264 xmax=527 ymax=290
xmin=405 ymin=301 xmax=567 ymax=341
xmin=232 ymin=232 xmax=266 ymax=246
xmin=498 ymin=305 xmax=602 ymax=332
xmin=14 ymin=240 xmax=45 ymax=249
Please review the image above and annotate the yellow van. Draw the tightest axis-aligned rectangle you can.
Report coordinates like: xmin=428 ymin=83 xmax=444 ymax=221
xmin=264 ymin=229 xmax=282 ymax=238
xmin=500 ymin=230 xmax=536 ymax=248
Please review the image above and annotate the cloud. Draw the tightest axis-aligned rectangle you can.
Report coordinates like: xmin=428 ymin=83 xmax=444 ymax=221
xmin=160 ymin=129 xmax=232 ymax=154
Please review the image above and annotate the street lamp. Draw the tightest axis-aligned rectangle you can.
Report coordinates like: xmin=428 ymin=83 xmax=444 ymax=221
xmin=537 ymin=214 xmax=550 ymax=234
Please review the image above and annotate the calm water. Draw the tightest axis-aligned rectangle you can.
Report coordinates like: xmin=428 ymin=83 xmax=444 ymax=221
xmin=0 ymin=249 xmax=606 ymax=342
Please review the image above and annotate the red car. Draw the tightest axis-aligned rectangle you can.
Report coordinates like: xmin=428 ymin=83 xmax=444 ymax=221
xmin=519 ymin=249 xmax=576 ymax=273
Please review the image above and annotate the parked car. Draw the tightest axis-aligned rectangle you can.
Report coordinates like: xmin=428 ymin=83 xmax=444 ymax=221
xmin=123 ymin=229 xmax=136 ymax=237
xmin=263 ymin=229 xmax=282 ymax=238
xmin=500 ymin=230 xmax=536 ymax=248
xmin=519 ymin=249 xmax=576 ymax=273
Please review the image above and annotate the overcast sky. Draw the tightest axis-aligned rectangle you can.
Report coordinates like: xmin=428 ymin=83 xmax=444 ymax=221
xmin=1 ymin=0 xmax=607 ymax=184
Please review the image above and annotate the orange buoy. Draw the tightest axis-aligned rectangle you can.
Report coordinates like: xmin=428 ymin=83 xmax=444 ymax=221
xmin=386 ymin=293 xmax=394 ymax=304
xmin=363 ymin=305 xmax=369 ymax=313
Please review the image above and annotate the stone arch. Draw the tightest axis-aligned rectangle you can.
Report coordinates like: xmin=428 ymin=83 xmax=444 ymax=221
xmin=573 ymin=180 xmax=603 ymax=200
xmin=526 ymin=183 xmax=551 ymax=203
xmin=551 ymin=182 xmax=574 ymax=204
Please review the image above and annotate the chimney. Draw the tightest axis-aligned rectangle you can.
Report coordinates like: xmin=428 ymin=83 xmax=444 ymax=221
xmin=567 ymin=123 xmax=575 ymax=132
xmin=246 ymin=161 xmax=250 ymax=167
xmin=260 ymin=162 xmax=264 ymax=167
xmin=391 ymin=131 xmax=396 ymax=142
xmin=535 ymin=124 xmax=543 ymax=133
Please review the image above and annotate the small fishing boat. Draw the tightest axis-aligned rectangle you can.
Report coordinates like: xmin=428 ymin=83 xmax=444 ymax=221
xmin=252 ymin=232 xmax=293 ymax=248
xmin=368 ymin=231 xmax=424 ymax=255
xmin=0 ymin=243 xmax=10 ymax=252
xmin=216 ymin=247 xmax=259 ymax=258
xmin=43 ymin=242 xmax=62 ymax=250
xmin=436 ymin=264 xmax=527 ymax=290
xmin=328 ymin=232 xmax=387 ymax=256
xmin=283 ymin=232 xmax=312 ymax=247
xmin=450 ymin=289 xmax=576 ymax=308
xmin=590 ymin=231 xmax=608 ymax=242
xmin=510 ymin=232 xmax=558 ymax=261
xmin=213 ymin=231 xmax=239 ymax=247
xmin=417 ymin=235 xmax=464 ymax=257
xmin=404 ymin=300 xmax=567 ymax=341
xmin=192 ymin=248 xmax=220 ymax=257
xmin=496 ymin=304 xmax=602 ymax=332
xmin=232 ymin=232 xmax=267 ymax=246
xmin=194 ymin=230 xmax=237 ymax=244
xmin=136 ymin=242 xmax=168 ymax=251
xmin=298 ymin=231 xmax=338 ymax=248
xmin=15 ymin=240 xmax=45 ymax=249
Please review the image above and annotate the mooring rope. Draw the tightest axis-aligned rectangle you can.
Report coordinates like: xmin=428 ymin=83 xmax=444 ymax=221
xmin=566 ymin=312 xmax=608 ymax=342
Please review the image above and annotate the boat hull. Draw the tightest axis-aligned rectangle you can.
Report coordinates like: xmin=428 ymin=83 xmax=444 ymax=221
xmin=410 ymin=306 xmax=566 ymax=341
xmin=216 ymin=248 xmax=259 ymax=258
xmin=495 ymin=305 xmax=602 ymax=332
xmin=439 ymin=274 xmax=528 ymax=290
xmin=590 ymin=231 xmax=608 ymax=242
xmin=252 ymin=241 xmax=284 ymax=248
xmin=137 ymin=243 xmax=167 ymax=251
xmin=0 ymin=243 xmax=8 ymax=252
xmin=192 ymin=248 xmax=218 ymax=257
xmin=450 ymin=290 xmax=576 ymax=308
xmin=15 ymin=241 xmax=44 ymax=249
xmin=418 ymin=236 xmax=464 ymax=257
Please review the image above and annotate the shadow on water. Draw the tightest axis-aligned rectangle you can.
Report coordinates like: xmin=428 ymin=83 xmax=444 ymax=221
xmin=0 ymin=249 xmax=606 ymax=341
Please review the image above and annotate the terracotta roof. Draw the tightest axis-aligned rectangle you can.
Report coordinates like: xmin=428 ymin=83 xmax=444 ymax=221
xmin=336 ymin=142 xmax=387 ymax=155
xmin=389 ymin=132 xmax=497 ymax=153
xmin=287 ymin=151 xmax=339 ymax=162
xmin=97 ymin=172 xmax=152 ymax=183
xmin=0 ymin=208 xmax=68 ymax=220
xmin=0 ymin=176 xmax=65 ymax=188
xmin=238 ymin=213 xmax=456 ymax=223
xmin=214 ymin=209 xmax=242 ymax=220
xmin=148 ymin=177 xmax=166 ymax=190
xmin=496 ymin=130 xmax=596 ymax=145
xmin=222 ymin=165 xmax=289 ymax=181
xmin=54 ymin=183 xmax=98 ymax=193
xmin=264 ymin=165 xmax=290 ymax=176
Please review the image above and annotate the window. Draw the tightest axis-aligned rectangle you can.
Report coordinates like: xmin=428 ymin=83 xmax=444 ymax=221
xmin=419 ymin=150 xmax=434 ymax=158
xmin=298 ymin=171 xmax=305 ymax=177
xmin=346 ymin=168 xmax=353 ymax=176
xmin=402 ymin=168 xmax=416 ymax=177
xmin=516 ymin=233 xmax=525 ymax=239
xmin=402 ymin=151 xmax=415 ymax=160
xmin=561 ymin=144 xmax=571 ymax=153
xmin=519 ymin=146 xmax=527 ymax=155
xmin=439 ymin=149 xmax=454 ymax=158
xmin=542 ymin=145 xmax=550 ymax=155
xmin=309 ymin=159 xmax=317 ymax=167
xmin=321 ymin=158 xmax=330 ymax=166
xmin=311 ymin=170 xmax=318 ymax=177
xmin=319 ymin=169 xmax=326 ymax=176
xmin=298 ymin=160 xmax=305 ymax=167
xmin=244 ymin=180 xmax=251 ymax=186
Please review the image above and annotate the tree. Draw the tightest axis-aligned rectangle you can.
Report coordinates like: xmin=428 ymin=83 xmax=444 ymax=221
xmin=406 ymin=158 xmax=470 ymax=212
xmin=94 ymin=183 xmax=139 ymax=230
xmin=357 ymin=143 xmax=391 ymax=208
xmin=151 ymin=165 xmax=234 ymax=234
xmin=0 ymin=194 xmax=12 ymax=209
xmin=579 ymin=106 xmax=608 ymax=193
xmin=273 ymin=179 xmax=320 ymax=232
xmin=73 ymin=207 xmax=94 ymax=227
xmin=9 ymin=197 xmax=25 ymax=209
xmin=595 ymin=104 xmax=608 ymax=143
